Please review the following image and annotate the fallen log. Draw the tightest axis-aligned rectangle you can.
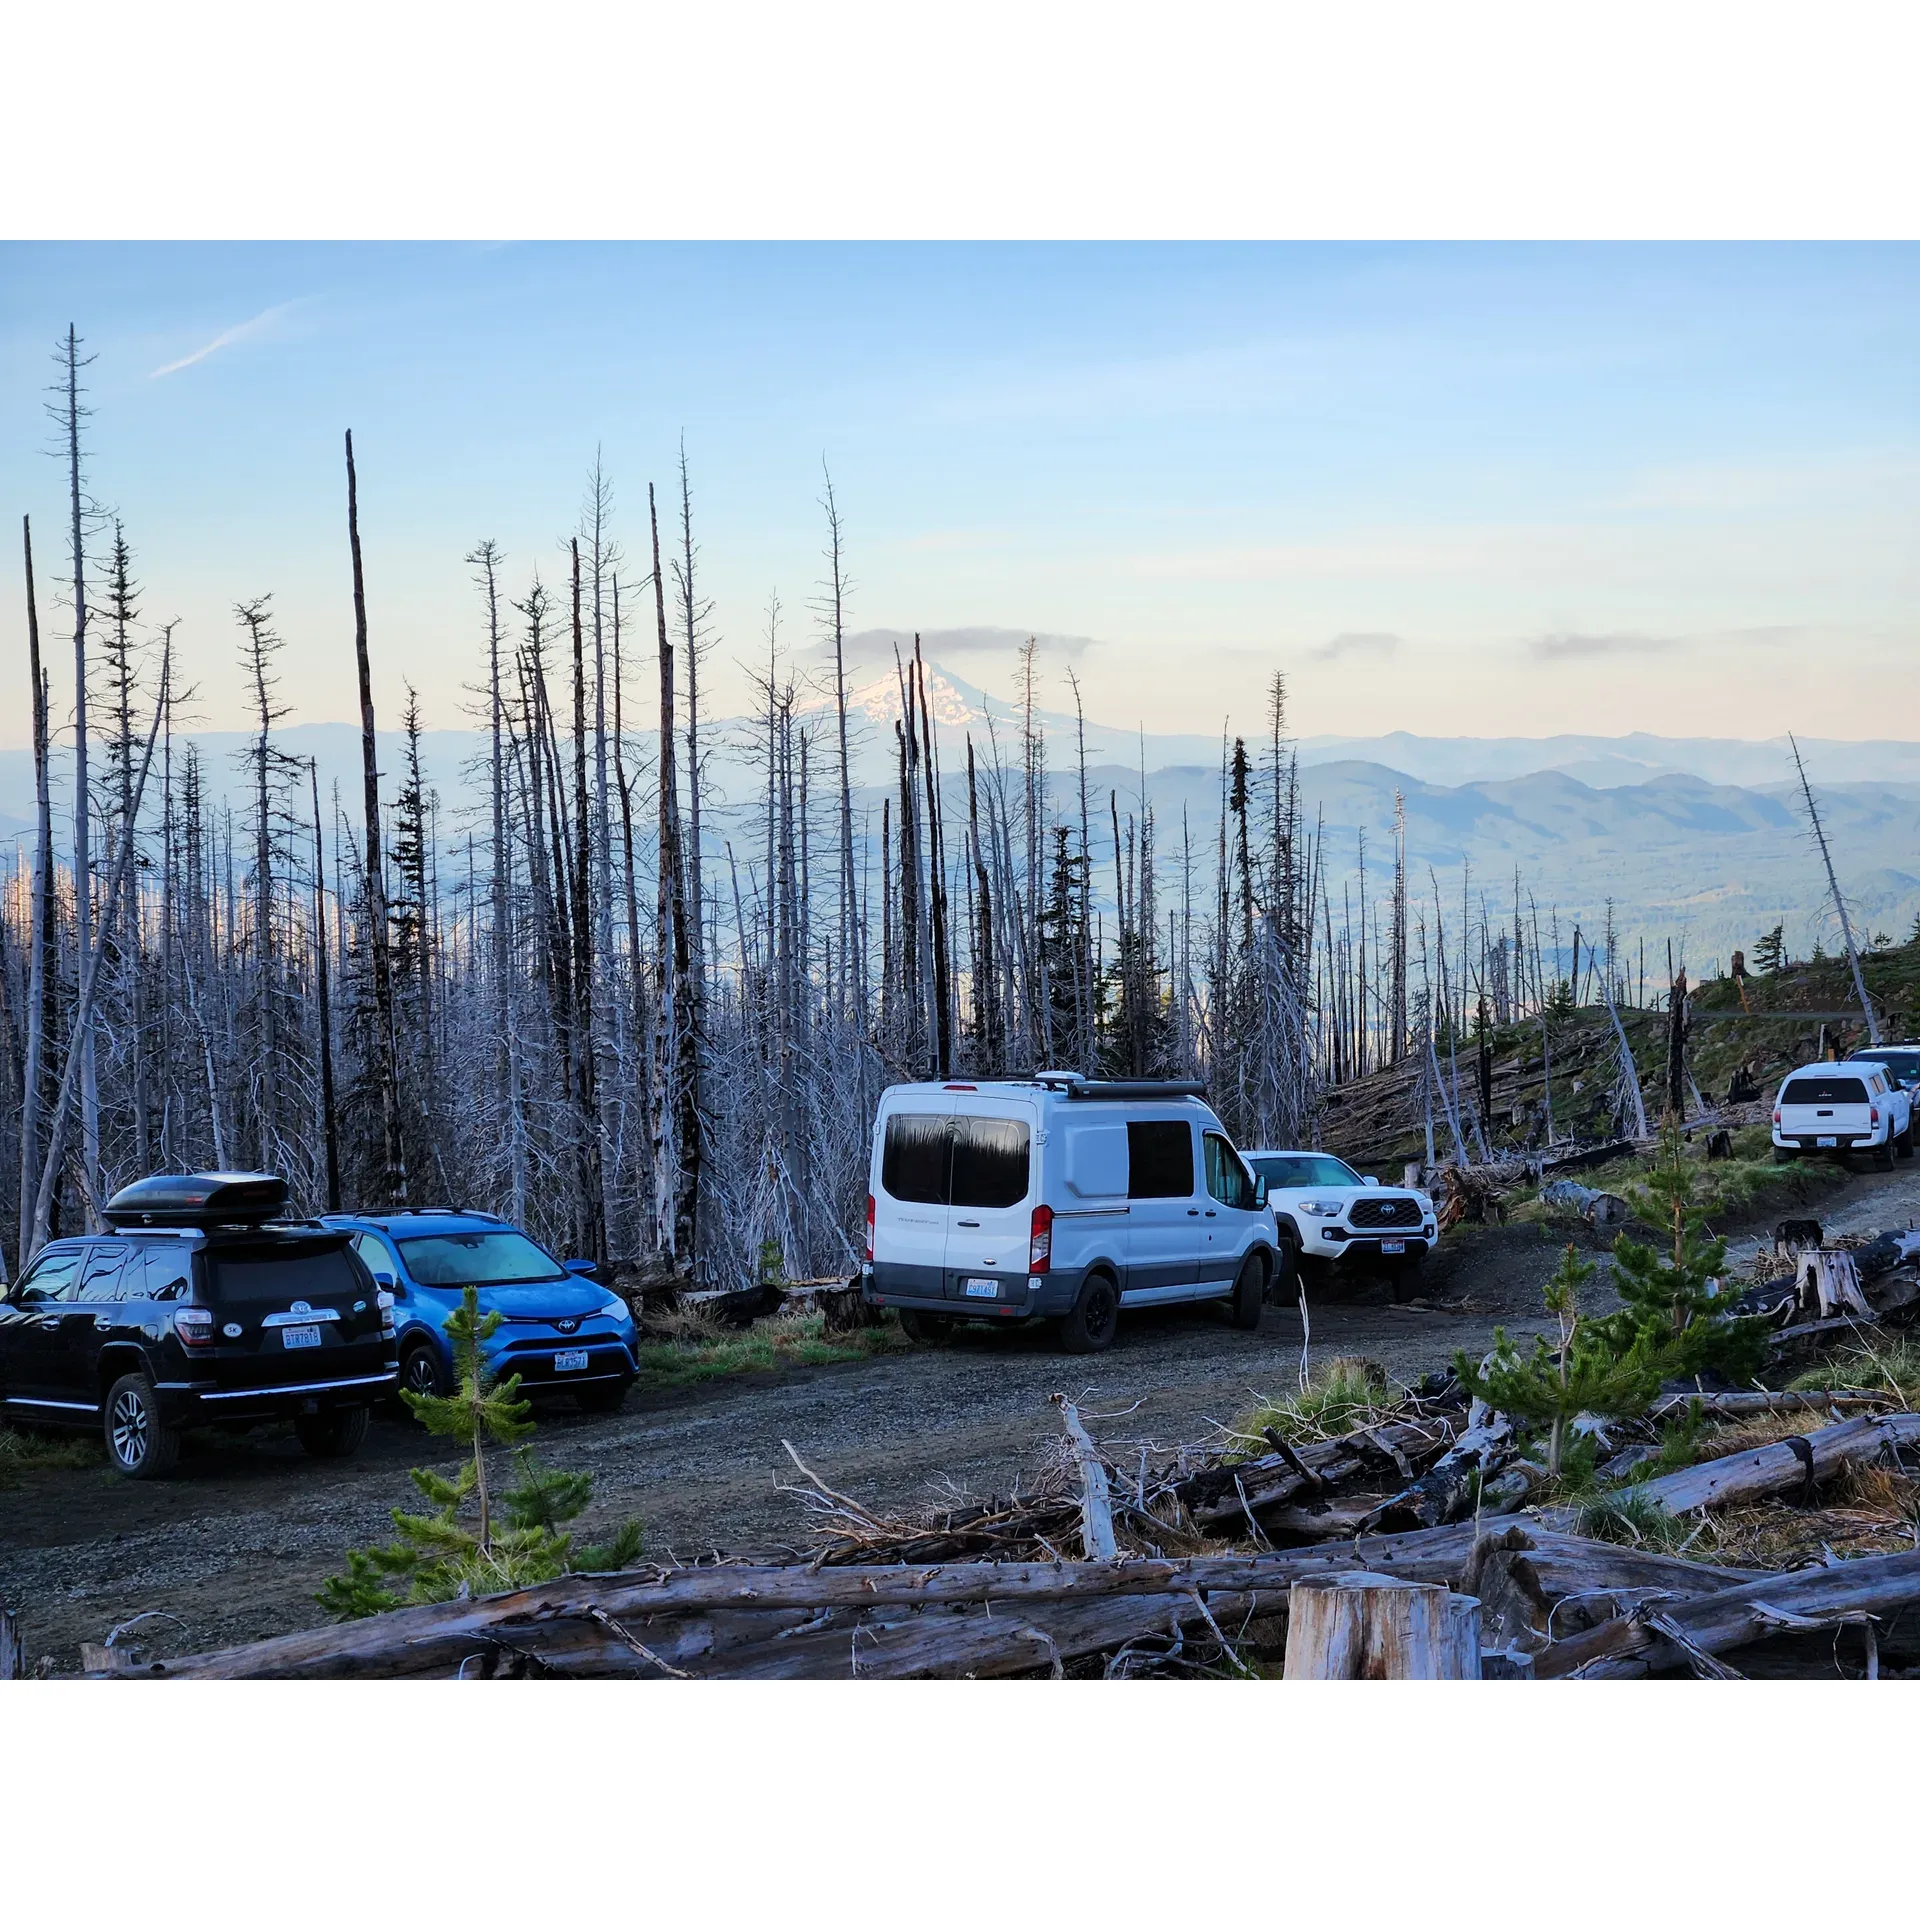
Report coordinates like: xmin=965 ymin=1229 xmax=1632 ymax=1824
xmin=1631 ymin=1412 xmax=1920 ymax=1518
xmin=1648 ymin=1389 xmax=1896 ymax=1419
xmin=1535 ymin=1546 xmax=1920 ymax=1679
xmin=1177 ymin=1416 xmax=1458 ymax=1530
xmin=1053 ymin=1396 xmax=1118 ymax=1562
xmin=1363 ymin=1413 xmax=1512 ymax=1533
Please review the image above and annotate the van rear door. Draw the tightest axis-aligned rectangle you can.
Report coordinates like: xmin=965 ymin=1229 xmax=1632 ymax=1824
xmin=944 ymin=1110 xmax=1033 ymax=1308
xmin=873 ymin=1099 xmax=955 ymax=1299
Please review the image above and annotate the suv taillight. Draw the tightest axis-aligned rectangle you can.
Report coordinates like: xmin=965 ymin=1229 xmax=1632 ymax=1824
xmin=173 ymin=1306 xmax=214 ymax=1346
xmin=1029 ymin=1204 xmax=1053 ymax=1276
xmin=865 ymin=1194 xmax=875 ymax=1263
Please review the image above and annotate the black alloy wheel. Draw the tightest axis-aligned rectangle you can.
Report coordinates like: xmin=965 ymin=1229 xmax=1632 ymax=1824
xmin=104 ymin=1372 xmax=180 ymax=1480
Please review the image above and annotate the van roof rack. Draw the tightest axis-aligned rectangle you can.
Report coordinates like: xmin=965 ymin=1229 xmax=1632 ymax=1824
xmin=1055 ymin=1078 xmax=1208 ymax=1102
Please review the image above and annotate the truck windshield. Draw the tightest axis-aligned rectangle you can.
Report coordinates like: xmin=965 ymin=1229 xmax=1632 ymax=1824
xmin=398 ymin=1231 xmax=568 ymax=1289
xmin=1246 ymin=1153 xmax=1363 ymax=1189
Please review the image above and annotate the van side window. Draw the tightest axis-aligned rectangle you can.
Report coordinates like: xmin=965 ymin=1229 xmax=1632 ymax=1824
xmin=882 ymin=1113 xmax=952 ymax=1205
xmin=1204 ymin=1134 xmax=1255 ymax=1210
xmin=1127 ymin=1121 xmax=1193 ymax=1199
xmin=951 ymin=1119 xmax=1030 ymax=1209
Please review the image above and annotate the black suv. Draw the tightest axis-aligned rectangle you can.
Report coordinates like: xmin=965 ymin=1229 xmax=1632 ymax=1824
xmin=0 ymin=1172 xmax=397 ymax=1478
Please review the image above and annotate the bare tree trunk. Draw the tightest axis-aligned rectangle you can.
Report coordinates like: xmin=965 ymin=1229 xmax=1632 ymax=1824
xmin=1790 ymin=733 xmax=1879 ymax=1044
xmin=308 ymin=758 xmax=341 ymax=1209
xmin=570 ymin=539 xmax=605 ymax=1261
xmin=345 ymin=431 xmax=406 ymax=1201
xmin=18 ymin=518 xmax=51 ymax=1270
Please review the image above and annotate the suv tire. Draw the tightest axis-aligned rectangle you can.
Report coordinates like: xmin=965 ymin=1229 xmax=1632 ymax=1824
xmin=1229 ymin=1253 xmax=1267 ymax=1330
xmin=400 ymin=1340 xmax=450 ymax=1401
xmin=1058 ymin=1273 xmax=1118 ymax=1354
xmin=104 ymin=1372 xmax=180 ymax=1480
xmin=295 ymin=1405 xmax=370 ymax=1458
xmin=573 ymin=1379 xmax=631 ymax=1415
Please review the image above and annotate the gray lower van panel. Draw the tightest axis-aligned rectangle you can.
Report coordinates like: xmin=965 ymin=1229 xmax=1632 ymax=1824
xmin=868 ymin=1259 xmax=944 ymax=1300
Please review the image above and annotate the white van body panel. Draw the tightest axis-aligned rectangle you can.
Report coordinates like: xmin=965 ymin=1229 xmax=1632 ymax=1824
xmin=864 ymin=1080 xmax=1278 ymax=1326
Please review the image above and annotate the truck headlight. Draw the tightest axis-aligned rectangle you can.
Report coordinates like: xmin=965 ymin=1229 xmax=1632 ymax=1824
xmin=1299 ymin=1200 xmax=1344 ymax=1218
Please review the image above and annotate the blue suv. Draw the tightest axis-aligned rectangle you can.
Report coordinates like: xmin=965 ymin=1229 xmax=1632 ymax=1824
xmin=322 ymin=1209 xmax=639 ymax=1413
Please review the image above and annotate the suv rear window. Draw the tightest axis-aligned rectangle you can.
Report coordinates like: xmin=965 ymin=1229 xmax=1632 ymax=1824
xmin=881 ymin=1113 xmax=1033 ymax=1208
xmin=1782 ymin=1077 xmax=1870 ymax=1105
xmin=206 ymin=1244 xmax=368 ymax=1308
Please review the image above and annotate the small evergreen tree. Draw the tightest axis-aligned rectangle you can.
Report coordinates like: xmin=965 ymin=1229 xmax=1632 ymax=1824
xmin=317 ymin=1286 xmax=642 ymax=1620
xmin=1604 ymin=1118 xmax=1769 ymax=1385
xmin=1753 ymin=924 xmax=1785 ymax=973
xmin=1464 ymin=1245 xmax=1668 ymax=1477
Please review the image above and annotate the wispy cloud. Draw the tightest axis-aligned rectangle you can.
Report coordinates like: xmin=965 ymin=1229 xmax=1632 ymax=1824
xmin=149 ymin=298 xmax=304 ymax=378
xmin=1527 ymin=630 xmax=1670 ymax=662
xmin=1312 ymin=630 xmax=1401 ymax=663
xmin=800 ymin=625 xmax=1095 ymax=670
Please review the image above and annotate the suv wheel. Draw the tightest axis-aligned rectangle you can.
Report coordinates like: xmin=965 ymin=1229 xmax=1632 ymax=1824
xmin=1229 ymin=1253 xmax=1267 ymax=1330
xmin=401 ymin=1341 xmax=450 ymax=1400
xmin=295 ymin=1405 xmax=371 ymax=1458
xmin=1058 ymin=1273 xmax=1118 ymax=1354
xmin=104 ymin=1372 xmax=180 ymax=1480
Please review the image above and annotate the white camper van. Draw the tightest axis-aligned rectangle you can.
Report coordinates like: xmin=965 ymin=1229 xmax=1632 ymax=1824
xmin=861 ymin=1075 xmax=1280 ymax=1352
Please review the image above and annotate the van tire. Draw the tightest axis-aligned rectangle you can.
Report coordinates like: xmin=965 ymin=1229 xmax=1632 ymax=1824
xmin=295 ymin=1405 xmax=371 ymax=1459
xmin=1229 ymin=1254 xmax=1266 ymax=1330
xmin=898 ymin=1310 xmax=952 ymax=1346
xmin=1058 ymin=1274 xmax=1118 ymax=1354
xmin=104 ymin=1372 xmax=180 ymax=1480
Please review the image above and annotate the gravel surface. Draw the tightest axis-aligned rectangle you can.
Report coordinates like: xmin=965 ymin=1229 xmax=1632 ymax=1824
xmin=9 ymin=1159 xmax=1920 ymax=1670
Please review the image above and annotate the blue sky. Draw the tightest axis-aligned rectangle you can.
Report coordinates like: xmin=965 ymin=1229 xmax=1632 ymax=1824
xmin=2 ymin=242 xmax=1916 ymax=749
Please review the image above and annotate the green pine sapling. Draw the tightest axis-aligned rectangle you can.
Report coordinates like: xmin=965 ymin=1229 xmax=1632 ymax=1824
xmin=1603 ymin=1118 xmax=1768 ymax=1386
xmin=317 ymin=1285 xmax=642 ymax=1621
xmin=1461 ymin=1243 xmax=1668 ymax=1478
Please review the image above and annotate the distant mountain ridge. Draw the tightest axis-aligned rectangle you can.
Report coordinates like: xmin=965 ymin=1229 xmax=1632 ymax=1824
xmin=0 ymin=658 xmax=1913 ymax=978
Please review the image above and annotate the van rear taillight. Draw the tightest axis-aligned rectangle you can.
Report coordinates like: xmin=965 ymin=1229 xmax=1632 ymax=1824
xmin=173 ymin=1306 xmax=214 ymax=1347
xmin=1029 ymin=1205 xmax=1053 ymax=1275
xmin=865 ymin=1194 xmax=876 ymax=1263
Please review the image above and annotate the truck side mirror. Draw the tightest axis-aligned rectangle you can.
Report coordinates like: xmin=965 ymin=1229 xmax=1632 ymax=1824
xmin=1363 ymin=1175 xmax=1381 ymax=1186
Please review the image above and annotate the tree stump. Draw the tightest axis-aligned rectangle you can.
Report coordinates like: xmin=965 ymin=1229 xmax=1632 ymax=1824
xmin=1797 ymin=1249 xmax=1871 ymax=1320
xmin=1283 ymin=1573 xmax=1480 ymax=1679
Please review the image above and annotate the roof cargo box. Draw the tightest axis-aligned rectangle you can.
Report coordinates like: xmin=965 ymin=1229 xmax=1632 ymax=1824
xmin=103 ymin=1170 xmax=289 ymax=1228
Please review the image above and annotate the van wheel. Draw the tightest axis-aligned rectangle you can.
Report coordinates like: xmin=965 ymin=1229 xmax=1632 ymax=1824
xmin=295 ymin=1405 xmax=370 ymax=1459
xmin=104 ymin=1373 xmax=180 ymax=1480
xmin=898 ymin=1310 xmax=952 ymax=1346
xmin=1058 ymin=1274 xmax=1118 ymax=1354
xmin=1229 ymin=1254 xmax=1266 ymax=1330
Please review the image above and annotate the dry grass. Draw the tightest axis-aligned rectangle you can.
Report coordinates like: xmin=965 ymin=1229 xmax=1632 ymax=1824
xmin=1223 ymin=1356 xmax=1400 ymax=1457
xmin=634 ymin=1304 xmax=908 ymax=1390
xmin=0 ymin=1425 xmax=99 ymax=1482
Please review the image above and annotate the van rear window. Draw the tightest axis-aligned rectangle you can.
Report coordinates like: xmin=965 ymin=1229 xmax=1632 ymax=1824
xmin=1127 ymin=1121 xmax=1194 ymax=1198
xmin=882 ymin=1113 xmax=952 ymax=1205
xmin=882 ymin=1114 xmax=1032 ymax=1208
xmin=206 ymin=1245 xmax=366 ymax=1308
xmin=1782 ymin=1077 xmax=1870 ymax=1105
xmin=951 ymin=1119 xmax=1030 ymax=1209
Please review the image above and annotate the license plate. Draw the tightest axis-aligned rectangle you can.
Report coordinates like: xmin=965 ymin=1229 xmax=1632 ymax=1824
xmin=555 ymin=1349 xmax=589 ymax=1372
xmin=1817 ymin=1136 xmax=1837 ymax=1148
xmin=1381 ymin=1240 xmax=1406 ymax=1256
xmin=964 ymin=1277 xmax=999 ymax=1299
xmin=281 ymin=1325 xmax=322 ymax=1350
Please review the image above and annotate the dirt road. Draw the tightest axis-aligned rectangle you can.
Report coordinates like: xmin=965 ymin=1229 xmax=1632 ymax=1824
xmin=9 ymin=1161 xmax=1920 ymax=1669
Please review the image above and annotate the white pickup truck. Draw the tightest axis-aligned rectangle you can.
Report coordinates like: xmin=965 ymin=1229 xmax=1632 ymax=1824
xmin=1771 ymin=1063 xmax=1913 ymax=1167
xmin=1242 ymin=1149 xmax=1439 ymax=1301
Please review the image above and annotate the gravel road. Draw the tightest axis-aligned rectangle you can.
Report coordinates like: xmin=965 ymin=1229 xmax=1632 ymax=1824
xmin=9 ymin=1160 xmax=1920 ymax=1670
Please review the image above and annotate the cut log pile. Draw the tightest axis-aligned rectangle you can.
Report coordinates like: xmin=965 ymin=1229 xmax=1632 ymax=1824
xmin=78 ymin=1374 xmax=1920 ymax=1682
